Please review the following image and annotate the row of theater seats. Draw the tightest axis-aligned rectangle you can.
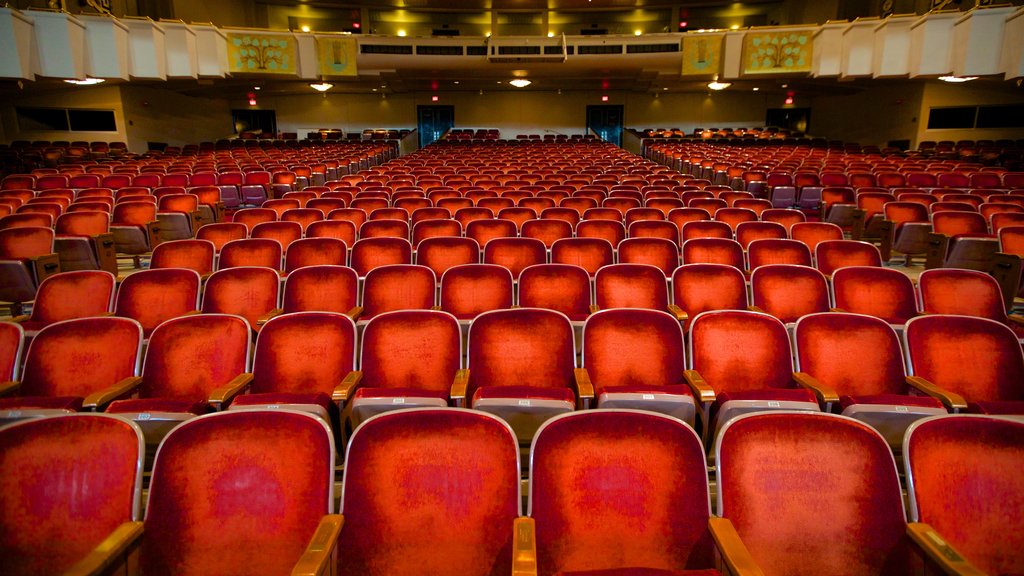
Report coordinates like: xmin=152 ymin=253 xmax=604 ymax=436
xmin=3 ymin=408 xmax=1021 ymax=575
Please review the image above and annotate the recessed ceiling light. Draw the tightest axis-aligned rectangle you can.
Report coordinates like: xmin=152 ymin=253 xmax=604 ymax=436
xmin=300 ymin=25 xmax=310 ymax=32
xmin=64 ymin=78 xmax=104 ymax=85
xmin=548 ymin=31 xmax=555 ymax=38
xmin=453 ymin=81 xmax=460 ymax=85
xmin=707 ymin=81 xmax=731 ymax=90
xmin=781 ymin=83 xmax=788 ymax=88
xmin=397 ymin=30 xmax=406 ymax=37
xmin=939 ymin=75 xmax=978 ymax=83
xmin=372 ymin=88 xmax=378 ymax=92
xmin=662 ymin=87 xmax=668 ymax=91
xmin=634 ymin=30 xmax=642 ymax=36
xmin=509 ymin=79 xmax=531 ymax=88
xmin=752 ymin=87 xmax=760 ymax=91
xmin=309 ymin=82 xmax=334 ymax=92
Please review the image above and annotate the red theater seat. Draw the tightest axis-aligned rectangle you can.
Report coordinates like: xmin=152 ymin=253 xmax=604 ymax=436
xmin=831 ymin=266 xmax=920 ymax=325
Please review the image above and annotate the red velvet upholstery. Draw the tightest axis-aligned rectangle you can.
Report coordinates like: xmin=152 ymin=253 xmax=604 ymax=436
xmin=361 ymin=264 xmax=436 ymax=319
xmin=815 ymin=240 xmax=882 ymax=275
xmin=350 ymin=237 xmax=412 ymax=276
xmin=543 ymin=207 xmax=583 ymax=227
xmin=750 ymin=264 xmax=829 ymax=323
xmin=551 ymin=237 xmax=615 ymax=276
xmin=307 ymin=219 xmax=357 ymax=246
xmin=0 ymin=321 xmax=23 ymax=380
xmin=906 ymin=415 xmax=1024 ymax=575
xmin=440 ymin=263 xmax=514 ymax=320
xmin=0 ymin=226 xmax=53 ymax=259
xmin=248 ymin=311 xmax=356 ymax=395
xmin=681 ymin=238 xmax=744 ymax=269
xmin=262 ymin=199 xmax=301 ymax=219
xmin=21 ymin=270 xmax=114 ymax=331
xmin=905 ymin=315 xmax=1024 ymax=403
xmin=251 ymin=220 xmax=302 ymax=251
xmin=523 ymin=218 xmax=574 ymax=248
xmin=16 ymin=316 xmax=141 ymax=400
xmin=283 ymin=237 xmax=346 ymax=273
xmin=671 ymin=264 xmax=747 ymax=330
xmin=339 ymin=408 xmax=520 ymax=575
xmin=150 ymin=240 xmax=215 ymax=275
xmin=919 ymin=268 xmax=1020 ymax=335
xmin=218 ymin=238 xmax=282 ymax=270
xmin=200 ymin=267 xmax=279 ymax=330
xmin=1 ymin=213 xmax=52 ymax=229
xmin=196 ymin=222 xmax=246 ymax=252
xmin=627 ymin=220 xmax=680 ymax=245
xmin=932 ymin=210 xmax=988 ymax=236
xmin=716 ymin=412 xmax=909 ymax=576
xmin=790 ymin=222 xmax=844 ymax=252
xmin=761 ymin=208 xmax=806 ymax=232
xmin=0 ymin=414 xmax=142 ymax=576
xmin=734 ymin=221 xmax=787 ymax=250
xmin=466 ymin=218 xmax=518 ymax=247
xmin=328 ymin=207 xmax=368 ymax=229
xmin=142 ymin=410 xmax=333 ymax=575
xmin=107 ymin=314 xmax=249 ymax=410
xmin=594 ymin=263 xmax=669 ymax=311
xmin=416 ymin=236 xmax=480 ymax=277
xmin=531 ymin=411 xmax=714 ymax=575
xmin=714 ymin=206 xmax=757 ymax=230
xmin=281 ymin=208 xmax=324 ymax=232
xmin=576 ymin=220 xmax=626 ymax=247
xmin=519 ymin=263 xmax=592 ymax=321
xmin=681 ymin=220 xmax=731 ymax=242
xmin=231 ymin=208 xmax=277 ymax=234
xmin=618 ymin=237 xmax=679 ymax=276
xmin=282 ymin=265 xmax=358 ymax=314
xmin=359 ymin=310 xmax=460 ymax=396
xmin=55 ymin=211 xmax=109 ymax=235
xmin=583 ymin=309 xmax=688 ymax=396
xmin=832 ymin=266 xmax=919 ymax=324
xmin=747 ymin=238 xmax=812 ymax=269
xmin=115 ymin=268 xmax=200 ymax=337
xmin=360 ymin=219 xmax=410 ymax=240
xmin=795 ymin=312 xmax=910 ymax=397
xmin=466 ymin=308 xmax=576 ymax=401
xmin=482 ymin=237 xmax=546 ymax=279
xmin=690 ymin=310 xmax=793 ymax=394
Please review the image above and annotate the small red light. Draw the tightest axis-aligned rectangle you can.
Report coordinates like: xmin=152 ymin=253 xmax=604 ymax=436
xmin=247 ymin=92 xmax=257 ymax=106
xmin=679 ymin=21 xmax=688 ymax=28
xmin=431 ymin=95 xmax=439 ymax=102
xmin=784 ymin=96 xmax=794 ymax=105
xmin=601 ymin=95 xmax=609 ymax=102
xmin=352 ymin=22 xmax=360 ymax=29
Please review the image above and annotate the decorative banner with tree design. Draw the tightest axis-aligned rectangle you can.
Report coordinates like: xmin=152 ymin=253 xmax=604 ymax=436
xmin=681 ymin=34 xmax=723 ymax=76
xmin=317 ymin=36 xmax=358 ymax=77
xmin=227 ymin=32 xmax=297 ymax=74
xmin=742 ymin=30 xmax=813 ymax=74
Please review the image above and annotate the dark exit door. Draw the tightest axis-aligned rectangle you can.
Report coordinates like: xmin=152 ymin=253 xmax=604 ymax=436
xmin=766 ymin=108 xmax=811 ymax=134
xmin=418 ymin=105 xmax=455 ymax=148
xmin=587 ymin=105 xmax=624 ymax=147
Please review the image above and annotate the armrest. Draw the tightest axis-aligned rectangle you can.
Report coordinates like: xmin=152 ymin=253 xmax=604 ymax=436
xmin=573 ymin=368 xmax=595 ymax=410
xmin=683 ymin=370 xmax=716 ymax=404
xmin=63 ymin=521 xmax=144 ymax=576
xmin=332 ymin=370 xmax=363 ymax=403
xmin=450 ymin=369 xmax=469 ymax=408
xmin=746 ymin=305 xmax=766 ymax=314
xmin=0 ymin=380 xmax=21 ymax=397
xmin=208 ymin=372 xmax=255 ymax=410
xmin=708 ymin=516 xmax=764 ymax=576
xmin=793 ymin=372 xmax=839 ymax=406
xmin=256 ymin=308 xmax=283 ymax=326
xmin=512 ymin=517 xmax=538 ymax=576
xmin=906 ymin=522 xmax=986 ymax=576
xmin=345 ymin=306 xmax=363 ymax=321
xmin=588 ymin=304 xmax=600 ymax=314
xmin=82 ymin=376 xmax=143 ymax=411
xmin=666 ymin=304 xmax=688 ymax=322
xmin=8 ymin=315 xmax=29 ymax=324
xmin=1008 ymin=314 xmax=1024 ymax=327
xmin=905 ymin=376 xmax=967 ymax=412
xmin=291 ymin=514 xmax=344 ymax=576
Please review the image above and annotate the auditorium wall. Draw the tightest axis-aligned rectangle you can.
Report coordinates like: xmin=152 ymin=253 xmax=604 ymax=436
xmin=809 ymin=83 xmax=923 ymax=148
xmin=118 ymin=86 xmax=232 ymax=152
xmin=917 ymin=80 xmax=1024 ymax=145
xmin=0 ymin=85 xmax=129 ymax=146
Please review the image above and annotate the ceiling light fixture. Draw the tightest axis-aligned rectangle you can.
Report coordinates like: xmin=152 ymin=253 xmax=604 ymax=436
xmin=397 ymin=30 xmax=406 ymax=37
xmin=509 ymin=79 xmax=531 ymax=88
xmin=300 ymin=25 xmax=311 ymax=32
xmin=707 ymin=81 xmax=731 ymax=90
xmin=939 ymin=75 xmax=978 ymax=83
xmin=64 ymin=78 xmax=104 ymax=85
xmin=752 ymin=87 xmax=760 ymax=91
xmin=309 ymin=82 xmax=334 ymax=92
xmin=548 ymin=31 xmax=555 ymax=37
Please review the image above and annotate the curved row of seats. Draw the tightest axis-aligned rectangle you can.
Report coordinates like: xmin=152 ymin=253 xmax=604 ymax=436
xmin=2 ymin=408 xmax=1021 ymax=575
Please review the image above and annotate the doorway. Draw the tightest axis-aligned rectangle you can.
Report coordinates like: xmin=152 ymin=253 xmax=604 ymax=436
xmin=418 ymin=105 xmax=455 ymax=148
xmin=586 ymin=105 xmax=624 ymax=147
xmin=232 ymin=109 xmax=277 ymax=137
xmin=765 ymin=108 xmax=811 ymax=134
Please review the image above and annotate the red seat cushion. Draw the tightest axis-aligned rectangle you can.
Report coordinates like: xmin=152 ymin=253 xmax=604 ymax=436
xmin=0 ymin=396 xmax=83 ymax=411
xmin=967 ymin=400 xmax=1024 ymax=415
xmin=472 ymin=385 xmax=575 ymax=404
xmin=351 ymin=387 xmax=449 ymax=402
xmin=106 ymin=398 xmax=212 ymax=415
xmin=557 ymin=570 xmax=720 ymax=576
xmin=716 ymin=388 xmax=817 ymax=405
xmin=839 ymin=394 xmax=944 ymax=412
xmin=597 ymin=384 xmax=694 ymax=398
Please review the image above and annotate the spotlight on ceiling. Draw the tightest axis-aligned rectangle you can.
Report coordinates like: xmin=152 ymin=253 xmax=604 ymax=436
xmin=509 ymin=79 xmax=532 ymax=88
xmin=939 ymin=75 xmax=978 ymax=83
xmin=309 ymin=83 xmax=334 ymax=92
xmin=64 ymin=78 xmax=105 ymax=85
xmin=707 ymin=81 xmax=732 ymax=90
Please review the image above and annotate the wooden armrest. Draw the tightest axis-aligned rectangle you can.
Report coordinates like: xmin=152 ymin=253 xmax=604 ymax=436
xmin=450 ymin=369 xmax=469 ymax=408
xmin=0 ymin=380 xmax=21 ymax=397
xmin=1008 ymin=314 xmax=1024 ymax=326
xmin=291 ymin=514 xmax=344 ymax=576
xmin=332 ymin=370 xmax=363 ymax=403
xmin=208 ymin=372 xmax=254 ymax=410
xmin=667 ymin=304 xmax=688 ymax=322
xmin=793 ymin=372 xmax=839 ymax=406
xmin=573 ymin=368 xmax=595 ymax=409
xmin=82 ymin=376 xmax=143 ymax=411
xmin=905 ymin=376 xmax=967 ymax=411
xmin=345 ymin=306 xmax=363 ymax=321
xmin=256 ymin=308 xmax=283 ymax=326
xmin=906 ymin=522 xmax=986 ymax=576
xmin=512 ymin=517 xmax=538 ymax=576
xmin=63 ymin=521 xmax=144 ymax=576
xmin=684 ymin=370 xmax=716 ymax=404
xmin=8 ymin=315 xmax=29 ymax=324
xmin=746 ymin=305 xmax=765 ymax=314
xmin=709 ymin=517 xmax=764 ymax=576
xmin=588 ymin=304 xmax=600 ymax=314
xmin=829 ymin=307 xmax=846 ymax=313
